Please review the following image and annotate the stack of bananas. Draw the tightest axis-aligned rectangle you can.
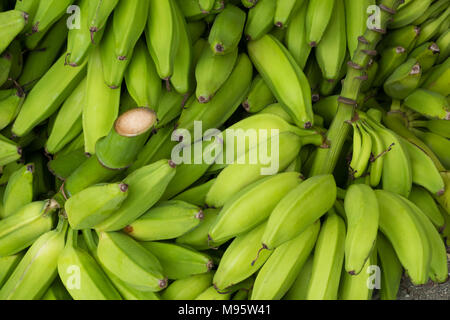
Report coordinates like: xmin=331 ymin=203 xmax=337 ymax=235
xmin=0 ymin=0 xmax=449 ymax=301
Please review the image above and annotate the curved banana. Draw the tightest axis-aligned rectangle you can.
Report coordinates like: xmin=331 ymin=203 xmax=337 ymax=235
xmin=273 ymin=0 xmax=303 ymax=28
xmin=389 ymin=0 xmax=432 ymax=29
xmin=173 ymin=179 xmax=216 ymax=207
xmin=409 ymin=186 xmax=445 ymax=230
xmin=384 ymin=59 xmax=422 ymax=99
xmin=373 ymin=46 xmax=408 ymax=87
xmin=404 ymin=89 xmax=450 ymax=120
xmin=421 ymin=57 xmax=450 ymax=96
xmin=87 ymin=0 xmax=119 ymax=42
xmin=0 ymin=88 xmax=25 ymax=131
xmin=305 ymin=0 xmax=336 ymax=46
xmin=242 ymin=75 xmax=277 ymax=113
xmin=378 ymin=25 xmax=420 ymax=53
xmin=14 ymin=0 xmax=39 ymax=35
xmin=283 ymin=255 xmax=313 ymax=300
xmin=415 ymin=7 xmax=450 ymax=47
xmin=345 ymin=0 xmax=375 ymax=58
xmin=411 ymin=119 xmax=450 ymax=139
xmin=377 ymin=232 xmax=403 ymax=300
xmin=436 ymin=30 xmax=450 ymax=63
xmin=162 ymin=273 xmax=213 ymax=300
xmin=245 ymin=0 xmax=276 ymax=41
xmin=413 ymin=129 xmax=450 ymax=169
xmin=2 ymin=163 xmax=34 ymax=218
xmin=0 ymin=251 xmax=24 ymax=288
xmin=350 ymin=121 xmax=373 ymax=179
xmin=0 ymin=10 xmax=29 ymax=54
xmin=285 ymin=0 xmax=310 ymax=69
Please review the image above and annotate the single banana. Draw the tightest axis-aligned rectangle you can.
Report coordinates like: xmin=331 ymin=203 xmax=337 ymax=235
xmin=14 ymin=0 xmax=39 ymax=35
xmin=373 ymin=46 xmax=408 ymax=87
xmin=344 ymin=184 xmax=379 ymax=275
xmin=173 ymin=179 xmax=216 ymax=207
xmin=349 ymin=121 xmax=373 ymax=179
xmin=0 ymin=218 xmax=67 ymax=300
xmin=285 ymin=0 xmax=310 ymax=69
xmin=0 ymin=251 xmax=24 ymax=288
xmin=0 ymin=199 xmax=59 ymax=257
xmin=48 ymin=149 xmax=88 ymax=181
xmin=195 ymin=285 xmax=231 ymax=300
xmin=377 ymin=232 xmax=403 ymax=300
xmin=389 ymin=0 xmax=432 ymax=29
xmin=12 ymin=53 xmax=87 ymax=137
xmin=415 ymin=7 xmax=450 ymax=46
xmin=345 ymin=0 xmax=375 ymax=58
xmin=242 ymin=75 xmax=277 ymax=113
xmin=375 ymin=190 xmax=431 ymax=285
xmin=125 ymin=39 xmax=161 ymax=110
xmin=87 ymin=0 xmax=119 ymax=42
xmin=413 ymin=129 xmax=450 ymax=169
xmin=97 ymin=231 xmax=167 ymax=292
xmin=305 ymin=212 xmax=346 ymax=300
xmin=0 ymin=10 xmax=28 ymax=54
xmin=436 ymin=29 xmax=450 ymax=63
xmin=195 ymin=45 xmax=238 ymax=103
xmin=273 ymin=0 xmax=303 ymax=29
xmin=384 ymin=59 xmax=422 ymax=100
xmin=95 ymin=160 xmax=177 ymax=232
xmin=421 ymin=57 xmax=450 ymax=96
xmin=245 ymin=0 xmax=276 ymax=41
xmin=198 ymin=0 xmax=216 ymax=12
xmin=404 ymin=89 xmax=450 ymax=120
xmin=208 ymin=4 xmax=246 ymax=55
xmin=248 ymin=34 xmax=313 ymax=128
xmin=409 ymin=186 xmax=445 ymax=231
xmin=305 ymin=0 xmax=336 ymax=46
xmin=251 ymin=221 xmax=320 ymax=300
xmin=213 ymin=222 xmax=272 ymax=291
xmin=46 ymin=78 xmax=86 ymax=154
xmin=378 ymin=25 xmax=421 ymax=53
xmin=124 ymin=200 xmax=203 ymax=241
xmin=259 ymin=103 xmax=295 ymax=124
xmin=410 ymin=42 xmax=440 ymax=72
xmin=146 ymin=0 xmax=179 ymax=81
xmin=187 ymin=21 xmax=206 ymax=43
xmin=316 ymin=0 xmax=346 ymax=82
xmin=261 ymin=174 xmax=336 ymax=250
xmin=283 ymin=254 xmax=313 ymax=300
xmin=2 ymin=163 xmax=34 ymax=218
xmin=65 ymin=182 xmax=129 ymax=230
xmin=209 ymin=172 xmax=303 ymax=243
xmin=140 ymin=241 xmax=213 ymax=280
xmin=162 ymin=273 xmax=213 ymax=300
xmin=411 ymin=119 xmax=450 ymax=139
xmin=0 ymin=88 xmax=25 ymax=131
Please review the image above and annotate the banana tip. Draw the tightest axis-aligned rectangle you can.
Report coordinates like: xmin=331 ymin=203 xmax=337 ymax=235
xmin=304 ymin=122 xmax=313 ymax=129
xmin=242 ymin=100 xmax=250 ymax=111
xmin=309 ymin=41 xmax=317 ymax=47
xmin=437 ymin=189 xmax=445 ymax=196
xmin=196 ymin=210 xmax=204 ymax=220
xmin=159 ymin=278 xmax=168 ymax=289
xmin=275 ymin=22 xmax=283 ymax=28
xmin=348 ymin=270 xmax=356 ymax=276
xmin=198 ymin=96 xmax=211 ymax=104
xmin=168 ymin=160 xmax=176 ymax=168
xmin=206 ymin=260 xmax=214 ymax=271
xmin=119 ymin=183 xmax=129 ymax=192
xmin=214 ymin=43 xmax=225 ymax=53
xmin=123 ymin=225 xmax=133 ymax=233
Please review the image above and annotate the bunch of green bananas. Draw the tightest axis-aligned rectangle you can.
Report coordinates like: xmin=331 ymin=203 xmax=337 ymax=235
xmin=0 ymin=0 xmax=449 ymax=301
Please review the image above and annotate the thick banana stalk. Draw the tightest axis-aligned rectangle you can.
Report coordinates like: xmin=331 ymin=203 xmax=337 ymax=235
xmin=0 ymin=10 xmax=29 ymax=54
xmin=2 ymin=163 xmax=34 ymax=218
xmin=251 ymin=221 xmax=320 ymax=300
xmin=262 ymin=174 xmax=336 ymax=250
xmin=248 ymin=34 xmax=314 ymax=128
xmin=162 ymin=273 xmax=213 ymax=300
xmin=0 ymin=218 xmax=68 ymax=300
xmin=124 ymin=200 xmax=203 ymax=241
xmin=305 ymin=0 xmax=336 ymax=46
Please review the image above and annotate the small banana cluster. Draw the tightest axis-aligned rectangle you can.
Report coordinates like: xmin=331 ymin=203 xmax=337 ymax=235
xmin=0 ymin=0 xmax=449 ymax=301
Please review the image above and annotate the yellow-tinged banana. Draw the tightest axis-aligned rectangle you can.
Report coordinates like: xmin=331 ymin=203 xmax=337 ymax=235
xmin=316 ymin=0 xmax=346 ymax=82
xmin=125 ymin=39 xmax=161 ymax=109
xmin=389 ymin=0 xmax=432 ymax=29
xmin=97 ymin=231 xmax=167 ymax=292
xmin=248 ymin=34 xmax=314 ymax=128
xmin=0 ymin=218 xmax=68 ymax=300
xmin=305 ymin=211 xmax=346 ymax=300
xmin=344 ymin=184 xmax=379 ymax=276
xmin=285 ymin=0 xmax=310 ymax=69
xmin=195 ymin=45 xmax=238 ymax=103
xmin=209 ymin=172 xmax=303 ymax=243
xmin=46 ymin=78 xmax=86 ymax=154
xmin=58 ymin=228 xmax=122 ymax=300
xmin=124 ymin=200 xmax=203 ymax=241
xmin=2 ymin=163 xmax=34 ymax=219
xmin=404 ymin=89 xmax=450 ymax=120
xmin=305 ymin=0 xmax=336 ymax=47
xmin=208 ymin=4 xmax=246 ymax=55
xmin=95 ymin=160 xmax=176 ymax=232
xmin=245 ymin=0 xmax=276 ymax=41
xmin=147 ymin=0 xmax=179 ymax=80
xmin=0 ymin=199 xmax=59 ymax=257
xmin=12 ymin=53 xmax=87 ymax=137
xmin=345 ymin=0 xmax=375 ymax=58
xmin=251 ymin=221 xmax=320 ymax=300
xmin=0 ymin=251 xmax=24 ymax=288
xmin=213 ymin=222 xmax=272 ymax=291
xmin=0 ymin=10 xmax=28 ymax=55
xmin=162 ymin=273 xmax=213 ymax=300
xmin=262 ymin=174 xmax=336 ymax=250
xmin=375 ymin=190 xmax=431 ymax=285
xmin=377 ymin=232 xmax=403 ymax=300
xmin=65 ymin=182 xmax=129 ymax=230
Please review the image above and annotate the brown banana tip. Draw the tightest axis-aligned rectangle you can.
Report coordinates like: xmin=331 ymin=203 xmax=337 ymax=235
xmin=437 ymin=189 xmax=445 ymax=196
xmin=31 ymin=22 xmax=39 ymax=33
xmin=159 ymin=278 xmax=168 ymax=289
xmin=108 ymin=85 xmax=120 ymax=89
xmin=26 ymin=164 xmax=34 ymax=172
xmin=198 ymin=96 xmax=210 ymax=104
xmin=164 ymin=78 xmax=171 ymax=92
xmin=206 ymin=260 xmax=214 ymax=271
xmin=396 ymin=46 xmax=406 ymax=53
xmin=275 ymin=21 xmax=283 ymax=28
xmin=196 ymin=210 xmax=204 ymax=220
xmin=245 ymin=35 xmax=252 ymax=41
xmin=22 ymin=12 xmax=29 ymax=23
xmin=89 ymin=27 xmax=98 ymax=44
xmin=168 ymin=160 xmax=176 ymax=168
xmin=213 ymin=284 xmax=232 ymax=295
xmin=64 ymin=53 xmax=71 ymax=66
xmin=430 ymin=43 xmax=440 ymax=54
xmin=123 ymin=225 xmax=133 ymax=233
xmin=201 ymin=10 xmax=210 ymax=14
xmin=118 ymin=55 xmax=127 ymax=61
xmin=312 ymin=94 xmax=320 ymax=103
xmin=242 ymin=100 xmax=250 ymax=111
xmin=304 ymin=122 xmax=313 ymax=129
xmin=251 ymin=244 xmax=268 ymax=266
xmin=309 ymin=41 xmax=317 ymax=47
xmin=17 ymin=147 xmax=23 ymax=156
xmin=414 ymin=26 xmax=421 ymax=36
xmin=348 ymin=270 xmax=356 ymax=276
xmin=215 ymin=43 xmax=224 ymax=53
xmin=119 ymin=183 xmax=129 ymax=192
xmin=445 ymin=112 xmax=450 ymax=121
xmin=410 ymin=64 xmax=421 ymax=75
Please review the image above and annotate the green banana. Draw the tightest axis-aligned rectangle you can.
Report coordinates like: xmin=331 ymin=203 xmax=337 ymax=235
xmin=0 ymin=199 xmax=59 ymax=257
xmin=411 ymin=119 xmax=450 ymax=139
xmin=58 ymin=228 xmax=122 ymax=300
xmin=173 ymin=179 xmax=216 ymax=207
xmin=389 ymin=0 xmax=432 ymax=29
xmin=176 ymin=0 xmax=209 ymax=21
xmin=305 ymin=212 xmax=345 ymax=300
xmin=95 ymin=159 xmax=176 ymax=232
xmin=345 ymin=0 xmax=375 ymax=58
xmin=245 ymin=0 xmax=276 ymax=41
xmin=248 ymin=34 xmax=313 ymax=128
xmin=409 ymin=186 xmax=445 ymax=230
xmin=242 ymin=0 xmax=258 ymax=8
xmin=48 ymin=148 xmax=87 ymax=181
xmin=316 ymin=0 xmax=346 ymax=82
xmin=404 ymin=89 xmax=449 ymax=120
xmin=0 ymin=88 xmax=25 ymax=131
xmin=162 ymin=273 xmax=213 ymax=300
xmin=344 ymin=184 xmax=379 ymax=275
xmin=259 ymin=103 xmax=295 ymax=124
xmin=273 ymin=0 xmax=303 ymax=28
xmin=87 ymin=0 xmax=119 ymax=42
xmin=140 ymin=242 xmax=213 ymax=280
xmin=97 ymin=231 xmax=167 ymax=292
xmin=436 ymin=29 xmax=450 ymax=63
xmin=283 ymin=255 xmax=313 ymax=300
xmin=242 ymin=75 xmax=277 ymax=113
xmin=14 ymin=0 xmax=39 ymax=35
xmin=198 ymin=0 xmax=216 ymax=12
xmin=2 ymin=40 xmax=23 ymax=89
xmin=377 ymin=232 xmax=403 ymax=300
xmin=195 ymin=45 xmax=238 ymax=103
xmin=416 ymin=7 xmax=450 ymax=46
xmin=413 ymin=0 xmax=450 ymax=25
xmin=0 ymin=135 xmax=22 ymax=167
xmin=2 ymin=163 xmax=34 ymax=218
xmin=147 ymin=0 xmax=179 ymax=80
xmin=421 ymin=58 xmax=450 ymax=96
xmin=373 ymin=46 xmax=408 ymax=87
xmin=384 ymin=59 xmax=422 ymax=99
xmin=413 ymin=129 xmax=450 ymax=169
xmin=0 ymin=10 xmax=28 ymax=54
xmin=285 ymin=0 xmax=310 ymax=69
xmin=65 ymin=182 xmax=129 ymax=230
xmin=251 ymin=221 xmax=320 ymax=300
xmin=213 ymin=222 xmax=272 ymax=291
xmin=409 ymin=42 xmax=440 ymax=72
xmin=0 ymin=52 xmax=12 ymax=87
xmin=375 ymin=190 xmax=431 ymax=285
xmin=209 ymin=172 xmax=303 ymax=243
xmin=187 ymin=21 xmax=206 ymax=43
xmin=349 ymin=121 xmax=373 ymax=178
xmin=261 ymin=174 xmax=335 ymax=250
xmin=208 ymin=4 xmax=246 ymax=55
xmin=0 ymin=251 xmax=24 ymax=288
xmin=0 ymin=218 xmax=68 ymax=300
xmin=41 ymin=278 xmax=72 ymax=300
xmin=378 ymin=25 xmax=420 ymax=53
xmin=46 ymin=78 xmax=86 ymax=154
xmin=12 ymin=53 xmax=87 ymax=137
xmin=195 ymin=285 xmax=231 ymax=300
xmin=305 ymin=0 xmax=336 ymax=46
xmin=124 ymin=200 xmax=203 ymax=241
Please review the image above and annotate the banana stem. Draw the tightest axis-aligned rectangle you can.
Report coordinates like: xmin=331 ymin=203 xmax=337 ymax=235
xmin=310 ymin=0 xmax=404 ymax=176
